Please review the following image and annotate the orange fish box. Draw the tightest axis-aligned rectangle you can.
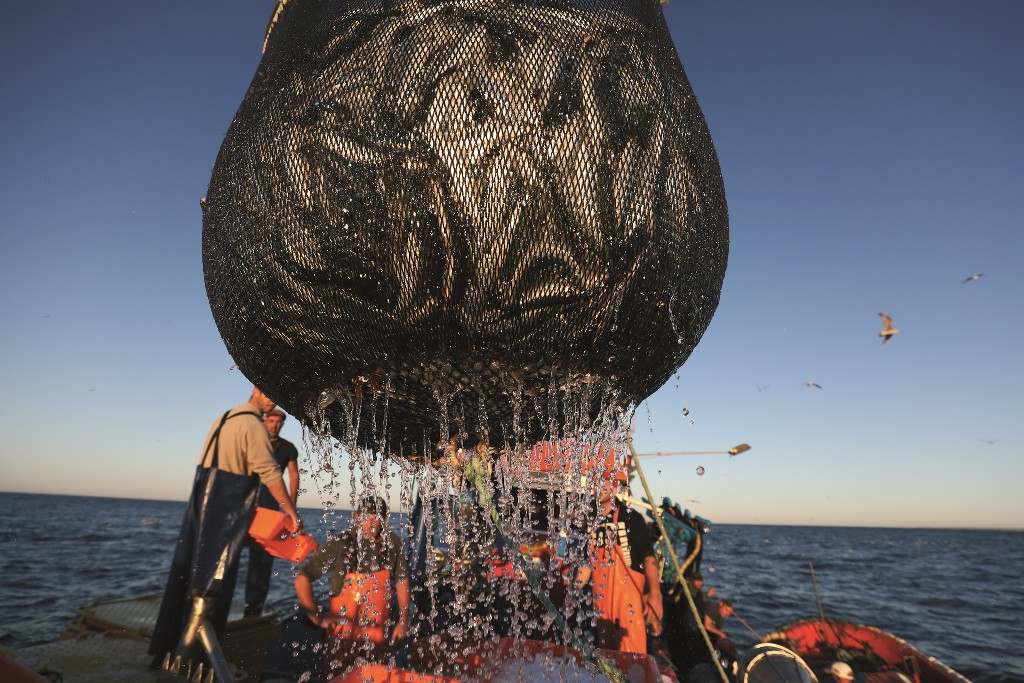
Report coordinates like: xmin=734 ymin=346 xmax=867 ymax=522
xmin=249 ymin=506 xmax=318 ymax=563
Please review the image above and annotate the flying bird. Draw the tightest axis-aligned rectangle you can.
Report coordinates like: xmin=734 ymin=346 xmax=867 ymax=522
xmin=757 ymin=385 xmax=770 ymax=392
xmin=878 ymin=313 xmax=900 ymax=344
xmin=979 ymin=438 xmax=999 ymax=445
xmin=962 ymin=273 xmax=984 ymax=284
xmin=804 ymin=381 xmax=822 ymax=389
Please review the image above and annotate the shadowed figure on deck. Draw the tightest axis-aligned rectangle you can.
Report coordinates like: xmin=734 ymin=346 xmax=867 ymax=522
xmin=148 ymin=387 xmax=303 ymax=674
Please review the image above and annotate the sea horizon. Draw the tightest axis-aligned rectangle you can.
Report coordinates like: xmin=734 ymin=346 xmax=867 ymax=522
xmin=2 ymin=489 xmax=1019 ymax=532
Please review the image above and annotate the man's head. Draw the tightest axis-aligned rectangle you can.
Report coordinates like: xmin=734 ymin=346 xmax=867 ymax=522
xmin=597 ymin=469 xmax=628 ymax=508
xmin=250 ymin=387 xmax=275 ymax=414
xmin=356 ymin=495 xmax=389 ymax=537
xmin=264 ymin=408 xmax=286 ymax=438
xmin=828 ymin=662 xmax=855 ymax=682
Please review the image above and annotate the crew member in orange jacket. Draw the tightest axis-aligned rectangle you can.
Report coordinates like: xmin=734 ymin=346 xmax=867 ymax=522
xmin=577 ymin=471 xmax=663 ymax=654
xmin=294 ymin=495 xmax=410 ymax=677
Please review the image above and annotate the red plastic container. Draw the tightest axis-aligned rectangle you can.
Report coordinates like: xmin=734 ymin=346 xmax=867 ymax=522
xmin=479 ymin=638 xmax=661 ymax=683
xmin=248 ymin=506 xmax=318 ymax=563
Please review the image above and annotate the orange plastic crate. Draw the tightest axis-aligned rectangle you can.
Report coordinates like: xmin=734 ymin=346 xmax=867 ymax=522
xmin=249 ymin=506 xmax=289 ymax=540
xmin=248 ymin=507 xmax=318 ymax=563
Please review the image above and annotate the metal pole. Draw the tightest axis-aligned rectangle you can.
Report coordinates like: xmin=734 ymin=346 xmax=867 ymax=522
xmin=732 ymin=610 xmax=763 ymax=641
xmin=198 ymin=620 xmax=237 ymax=683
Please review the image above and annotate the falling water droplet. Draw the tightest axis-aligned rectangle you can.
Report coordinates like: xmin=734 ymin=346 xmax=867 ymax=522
xmin=696 ymin=466 xmax=705 ymax=476
xmin=682 ymin=407 xmax=690 ymax=417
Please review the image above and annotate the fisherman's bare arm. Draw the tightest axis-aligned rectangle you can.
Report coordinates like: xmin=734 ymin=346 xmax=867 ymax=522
xmin=643 ymin=555 xmax=664 ymax=635
xmin=392 ymin=578 xmax=411 ymax=641
xmin=268 ymin=479 xmax=303 ymax=534
xmin=703 ymin=612 xmax=726 ymax=639
xmin=295 ymin=574 xmax=338 ymax=629
xmin=287 ymin=460 xmax=300 ymax=505
xmin=575 ymin=565 xmax=592 ymax=588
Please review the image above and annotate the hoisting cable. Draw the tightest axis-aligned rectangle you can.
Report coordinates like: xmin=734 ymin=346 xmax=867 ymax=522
xmin=626 ymin=438 xmax=731 ymax=683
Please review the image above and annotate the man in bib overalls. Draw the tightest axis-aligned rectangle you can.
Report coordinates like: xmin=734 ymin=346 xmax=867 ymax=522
xmin=577 ymin=471 xmax=664 ymax=654
xmin=295 ymin=495 xmax=410 ymax=678
xmin=149 ymin=387 xmax=303 ymax=672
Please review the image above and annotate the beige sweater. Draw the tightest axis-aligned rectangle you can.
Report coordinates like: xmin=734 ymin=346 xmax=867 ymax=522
xmin=198 ymin=402 xmax=282 ymax=487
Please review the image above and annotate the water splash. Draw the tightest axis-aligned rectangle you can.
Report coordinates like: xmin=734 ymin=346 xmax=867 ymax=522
xmin=292 ymin=372 xmax=638 ymax=680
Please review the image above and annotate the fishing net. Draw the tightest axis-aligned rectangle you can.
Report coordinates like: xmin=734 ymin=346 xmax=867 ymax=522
xmin=202 ymin=0 xmax=728 ymax=454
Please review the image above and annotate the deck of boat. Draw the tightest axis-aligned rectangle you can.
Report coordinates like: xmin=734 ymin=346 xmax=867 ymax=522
xmin=0 ymin=594 xmax=285 ymax=683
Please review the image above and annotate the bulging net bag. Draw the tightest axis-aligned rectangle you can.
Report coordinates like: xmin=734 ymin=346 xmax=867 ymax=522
xmin=203 ymin=0 xmax=728 ymax=455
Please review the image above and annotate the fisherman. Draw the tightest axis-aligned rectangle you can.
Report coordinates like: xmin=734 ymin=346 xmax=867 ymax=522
xmin=149 ymin=387 xmax=303 ymax=670
xmin=576 ymin=471 xmax=663 ymax=654
xmin=294 ymin=495 xmax=411 ymax=678
xmin=646 ymin=498 xmax=715 ymax=678
xmin=703 ymin=595 xmax=734 ymax=644
xmin=242 ymin=407 xmax=301 ymax=617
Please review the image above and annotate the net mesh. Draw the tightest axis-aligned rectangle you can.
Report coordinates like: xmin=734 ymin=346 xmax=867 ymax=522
xmin=203 ymin=0 xmax=728 ymax=454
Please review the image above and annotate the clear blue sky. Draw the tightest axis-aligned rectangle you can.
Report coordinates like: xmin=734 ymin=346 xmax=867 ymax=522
xmin=1 ymin=1 xmax=1020 ymax=529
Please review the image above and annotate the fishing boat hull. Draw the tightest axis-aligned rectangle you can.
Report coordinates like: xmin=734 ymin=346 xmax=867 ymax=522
xmin=761 ymin=618 xmax=971 ymax=683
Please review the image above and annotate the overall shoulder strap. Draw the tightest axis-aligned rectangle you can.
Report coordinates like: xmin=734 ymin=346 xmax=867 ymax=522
xmin=202 ymin=410 xmax=262 ymax=468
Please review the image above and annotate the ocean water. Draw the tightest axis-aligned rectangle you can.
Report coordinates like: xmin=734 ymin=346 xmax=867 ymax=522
xmin=0 ymin=492 xmax=1020 ymax=683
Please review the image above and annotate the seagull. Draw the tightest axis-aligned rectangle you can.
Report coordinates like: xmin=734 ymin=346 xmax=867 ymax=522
xmin=757 ymin=385 xmax=770 ymax=392
xmin=878 ymin=313 xmax=900 ymax=344
xmin=804 ymin=381 xmax=822 ymax=389
xmin=962 ymin=273 xmax=984 ymax=284
xmin=979 ymin=438 xmax=999 ymax=445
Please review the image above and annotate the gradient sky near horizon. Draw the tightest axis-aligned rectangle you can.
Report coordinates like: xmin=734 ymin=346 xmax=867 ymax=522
xmin=1 ymin=1 xmax=1020 ymax=529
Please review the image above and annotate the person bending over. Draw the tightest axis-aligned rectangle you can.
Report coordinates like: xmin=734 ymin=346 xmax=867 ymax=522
xmin=294 ymin=495 xmax=410 ymax=678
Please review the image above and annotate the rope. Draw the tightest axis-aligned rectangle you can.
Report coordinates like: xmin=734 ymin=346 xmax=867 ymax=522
xmin=627 ymin=439 xmax=731 ymax=683
xmin=810 ymin=561 xmax=842 ymax=659
xmin=262 ymin=0 xmax=289 ymax=54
